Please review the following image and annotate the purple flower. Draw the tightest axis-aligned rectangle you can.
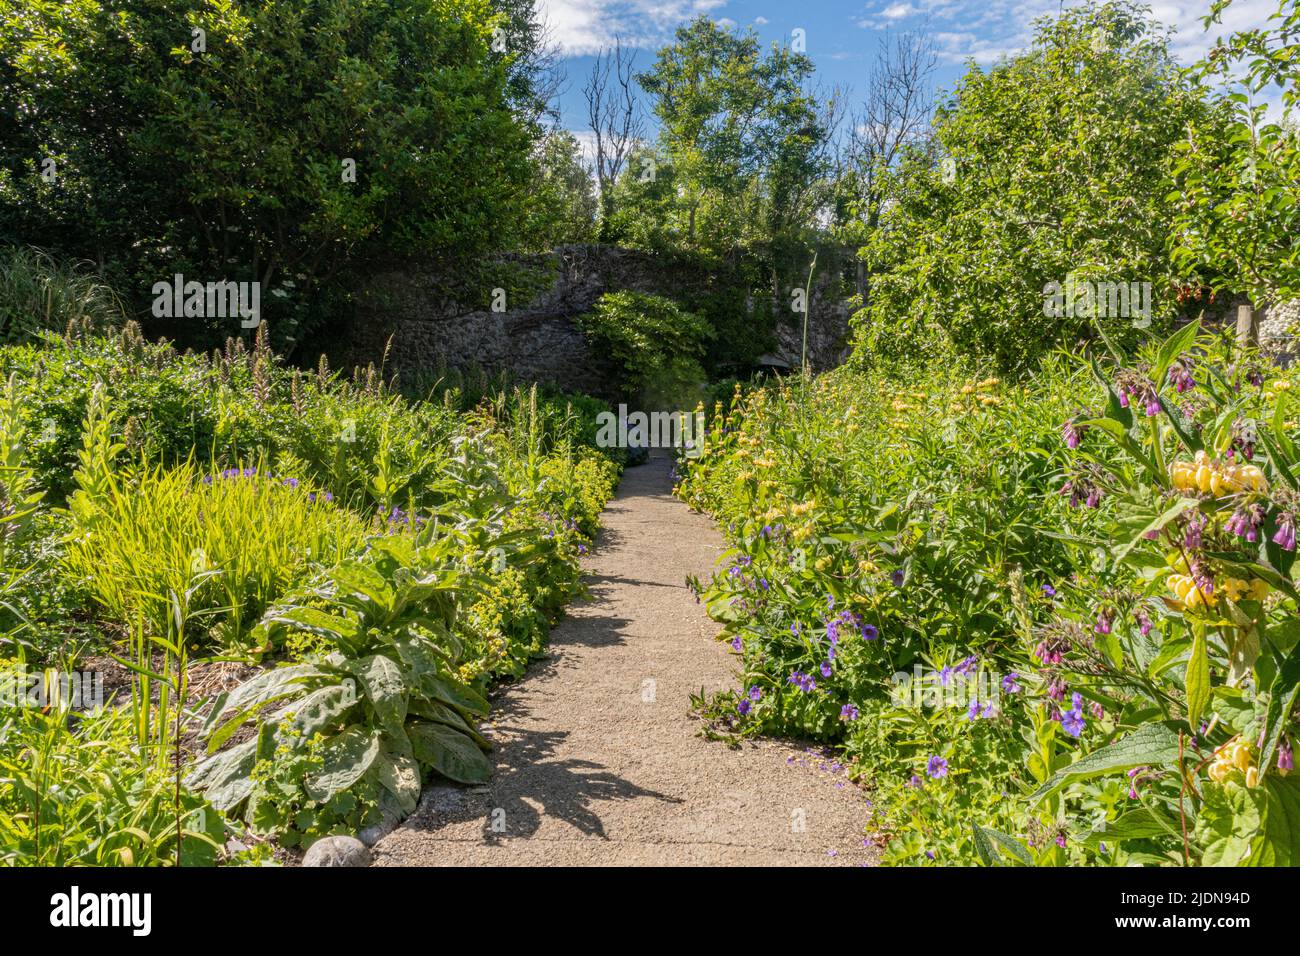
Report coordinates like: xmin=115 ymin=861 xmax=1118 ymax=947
xmin=861 ymin=623 xmax=879 ymax=640
xmin=730 ymin=635 xmax=742 ymax=652
xmin=1134 ymin=609 xmax=1153 ymax=637
xmin=966 ymin=699 xmax=981 ymax=721
xmin=1042 ymin=584 xmax=1057 ymax=598
xmin=281 ymin=477 xmax=299 ymax=489
xmin=955 ymin=655 xmax=978 ymax=677
xmin=891 ymin=568 xmax=905 ymax=587
xmin=1063 ymin=420 xmax=1082 ymax=449
xmin=1169 ymin=362 xmax=1195 ymax=394
xmin=1060 ymin=694 xmax=1086 ymax=737
xmin=1274 ymin=513 xmax=1297 ymax=552
xmin=840 ymin=703 xmax=859 ymax=721
xmin=788 ymin=671 xmax=817 ymax=693
xmin=1094 ymin=608 xmax=1113 ymax=635
xmin=737 ymin=699 xmax=751 ymax=716
xmin=908 ymin=774 xmax=923 ymax=788
xmin=926 ymin=756 xmax=949 ymax=779
xmin=790 ymin=622 xmax=801 ymax=636
xmin=1001 ymin=672 xmax=1021 ymax=694
xmin=1226 ymin=504 xmax=1264 ymax=543
xmin=748 ymin=686 xmax=762 ymax=701
xmin=820 ymin=660 xmax=833 ymax=678
xmin=1279 ymin=740 xmax=1294 ymax=773
xmin=938 ymin=666 xmax=954 ymax=687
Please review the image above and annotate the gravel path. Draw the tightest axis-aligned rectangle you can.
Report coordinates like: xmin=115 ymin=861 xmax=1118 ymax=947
xmin=372 ymin=454 xmax=876 ymax=866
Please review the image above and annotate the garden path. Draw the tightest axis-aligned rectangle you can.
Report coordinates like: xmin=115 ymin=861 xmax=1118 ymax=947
xmin=372 ymin=454 xmax=875 ymax=866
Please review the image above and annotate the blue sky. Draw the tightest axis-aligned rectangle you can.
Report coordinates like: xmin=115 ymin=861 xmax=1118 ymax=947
xmin=538 ymin=0 xmax=1280 ymax=147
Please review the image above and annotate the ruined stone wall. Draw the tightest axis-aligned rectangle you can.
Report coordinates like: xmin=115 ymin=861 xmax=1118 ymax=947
xmin=335 ymin=244 xmax=852 ymax=397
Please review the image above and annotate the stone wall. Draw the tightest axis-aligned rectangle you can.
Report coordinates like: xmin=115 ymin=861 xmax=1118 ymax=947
xmin=335 ymin=244 xmax=852 ymax=398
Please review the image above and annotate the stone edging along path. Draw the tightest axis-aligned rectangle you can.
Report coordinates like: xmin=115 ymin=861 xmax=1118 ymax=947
xmin=372 ymin=454 xmax=876 ymax=866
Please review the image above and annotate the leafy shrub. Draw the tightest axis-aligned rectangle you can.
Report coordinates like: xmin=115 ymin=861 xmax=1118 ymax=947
xmin=853 ymin=1 xmax=1208 ymax=372
xmin=0 ymin=327 xmax=461 ymax=505
xmin=1169 ymin=0 xmax=1300 ymax=309
xmin=189 ymin=532 xmax=496 ymax=844
xmin=0 ymin=0 xmax=538 ymax=347
xmin=1025 ymin=323 xmax=1300 ymax=865
xmin=576 ymin=290 xmax=713 ymax=405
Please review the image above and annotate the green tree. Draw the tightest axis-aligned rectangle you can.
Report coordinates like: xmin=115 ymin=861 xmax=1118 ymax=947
xmin=1170 ymin=0 xmax=1300 ymax=308
xmin=855 ymin=1 xmax=1211 ymax=372
xmin=522 ymin=130 xmax=598 ymax=248
xmin=0 ymin=0 xmax=538 ymax=351
xmin=633 ymin=17 xmax=830 ymax=257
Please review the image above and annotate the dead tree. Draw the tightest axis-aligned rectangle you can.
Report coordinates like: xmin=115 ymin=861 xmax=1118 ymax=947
xmin=583 ymin=38 xmax=644 ymax=236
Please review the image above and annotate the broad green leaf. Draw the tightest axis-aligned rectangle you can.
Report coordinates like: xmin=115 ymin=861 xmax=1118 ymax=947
xmin=274 ymin=683 xmax=356 ymax=737
xmin=407 ymin=720 xmax=493 ymax=784
xmin=422 ymin=673 xmax=490 ymax=719
xmin=972 ymin=824 xmax=1033 ymax=866
xmin=263 ymin=606 xmax=361 ymax=647
xmin=1113 ymin=497 xmax=1200 ymax=562
xmin=408 ymin=695 xmax=491 ymax=750
xmin=347 ymin=654 xmax=407 ymax=736
xmin=1030 ymin=723 xmax=1182 ymax=803
xmin=375 ymin=749 xmax=422 ymax=815
xmin=305 ymin=727 xmax=382 ymax=801
xmin=199 ymin=663 xmax=323 ymax=737
xmin=1083 ymin=807 xmax=1178 ymax=847
xmin=186 ymin=738 xmax=258 ymax=812
xmin=1153 ymin=319 xmax=1201 ymax=385
xmin=1186 ymin=625 xmax=1210 ymax=728
xmin=1196 ymin=780 xmax=1260 ymax=866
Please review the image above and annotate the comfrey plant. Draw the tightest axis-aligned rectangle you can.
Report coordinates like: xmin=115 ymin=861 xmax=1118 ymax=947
xmin=1018 ymin=321 xmax=1300 ymax=865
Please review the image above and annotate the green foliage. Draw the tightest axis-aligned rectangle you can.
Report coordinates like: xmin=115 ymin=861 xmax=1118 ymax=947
xmin=854 ymin=1 xmax=1209 ymax=372
xmin=1170 ymin=0 xmax=1300 ymax=307
xmin=521 ymin=130 xmax=598 ymax=248
xmin=63 ymin=454 xmax=371 ymax=651
xmin=189 ymin=531 xmax=496 ymax=842
xmin=681 ymin=319 xmax=1300 ymax=866
xmin=0 ymin=327 xmax=461 ymax=505
xmin=0 ymin=0 xmax=538 ymax=348
xmin=577 ymin=290 xmax=712 ymax=405
xmin=0 ymin=696 xmax=225 ymax=866
xmin=633 ymin=17 xmax=830 ymax=258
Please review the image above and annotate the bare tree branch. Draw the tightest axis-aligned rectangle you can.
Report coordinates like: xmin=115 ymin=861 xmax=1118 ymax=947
xmin=584 ymin=37 xmax=645 ymax=231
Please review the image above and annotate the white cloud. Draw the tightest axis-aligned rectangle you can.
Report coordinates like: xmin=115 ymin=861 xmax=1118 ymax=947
xmin=754 ymin=16 xmax=769 ymax=25
xmin=855 ymin=0 xmax=1278 ymax=70
xmin=537 ymin=0 xmax=731 ymax=55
